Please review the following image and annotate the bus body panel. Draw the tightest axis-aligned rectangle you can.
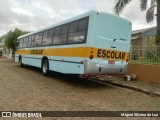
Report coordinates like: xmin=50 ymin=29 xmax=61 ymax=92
xmin=15 ymin=54 xmax=85 ymax=74
xmin=84 ymin=11 xmax=131 ymax=74
xmin=49 ymin=60 xmax=84 ymax=74
xmin=84 ymin=60 xmax=128 ymax=74
xmin=15 ymin=10 xmax=131 ymax=75
xmin=87 ymin=12 xmax=131 ymax=51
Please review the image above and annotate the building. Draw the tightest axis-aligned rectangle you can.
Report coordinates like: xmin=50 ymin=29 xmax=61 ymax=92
xmin=131 ymin=26 xmax=156 ymax=46
xmin=0 ymin=36 xmax=6 ymax=56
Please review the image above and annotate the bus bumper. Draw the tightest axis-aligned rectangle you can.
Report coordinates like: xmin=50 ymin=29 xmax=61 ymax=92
xmin=84 ymin=60 xmax=128 ymax=74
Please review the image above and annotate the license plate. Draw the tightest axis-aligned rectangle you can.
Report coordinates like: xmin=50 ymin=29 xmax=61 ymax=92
xmin=108 ymin=60 xmax=115 ymax=64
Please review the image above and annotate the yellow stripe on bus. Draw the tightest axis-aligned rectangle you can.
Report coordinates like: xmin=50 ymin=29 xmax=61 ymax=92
xmin=16 ymin=47 xmax=89 ymax=57
xmin=16 ymin=47 xmax=129 ymax=61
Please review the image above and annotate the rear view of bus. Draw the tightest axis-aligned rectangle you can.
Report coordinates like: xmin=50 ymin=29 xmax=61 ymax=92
xmin=85 ymin=11 xmax=132 ymax=74
xmin=15 ymin=10 xmax=131 ymax=76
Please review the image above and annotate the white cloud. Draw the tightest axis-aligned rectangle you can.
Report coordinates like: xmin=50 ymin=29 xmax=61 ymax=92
xmin=0 ymin=0 xmax=156 ymax=36
xmin=11 ymin=8 xmax=34 ymax=17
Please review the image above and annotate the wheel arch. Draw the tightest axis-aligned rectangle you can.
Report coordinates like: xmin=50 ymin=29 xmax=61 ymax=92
xmin=19 ymin=55 xmax=22 ymax=62
xmin=41 ymin=56 xmax=49 ymax=66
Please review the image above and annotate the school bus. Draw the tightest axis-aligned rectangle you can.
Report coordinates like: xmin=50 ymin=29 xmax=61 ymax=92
xmin=15 ymin=10 xmax=132 ymax=75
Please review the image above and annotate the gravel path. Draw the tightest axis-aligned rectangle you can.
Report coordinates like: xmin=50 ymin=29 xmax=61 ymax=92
xmin=0 ymin=59 xmax=159 ymax=120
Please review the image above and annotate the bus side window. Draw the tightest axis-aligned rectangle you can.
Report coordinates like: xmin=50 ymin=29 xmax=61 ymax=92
xmin=31 ymin=35 xmax=35 ymax=47
xmin=61 ymin=24 xmax=69 ymax=34
xmin=60 ymin=34 xmax=67 ymax=44
xmin=34 ymin=33 xmax=43 ymax=46
xmin=53 ymin=27 xmax=62 ymax=44
xmin=42 ymin=29 xmax=54 ymax=46
xmin=28 ymin=36 xmax=32 ymax=47
xmin=78 ymin=19 xmax=88 ymax=31
xmin=48 ymin=29 xmax=54 ymax=45
xmin=26 ymin=37 xmax=29 ymax=47
xmin=34 ymin=34 xmax=38 ymax=46
xmin=75 ymin=31 xmax=85 ymax=42
xmin=20 ymin=38 xmax=24 ymax=48
xmin=68 ymin=33 xmax=74 ymax=43
xmin=76 ymin=19 xmax=88 ymax=42
xmin=69 ymin=22 xmax=78 ymax=33
xmin=68 ymin=18 xmax=87 ymax=44
xmin=42 ymin=30 xmax=49 ymax=45
xmin=60 ymin=24 xmax=69 ymax=44
xmin=17 ymin=40 xmax=20 ymax=48
xmin=39 ymin=32 xmax=43 ymax=40
xmin=54 ymin=27 xmax=61 ymax=36
xmin=23 ymin=37 xmax=28 ymax=48
xmin=79 ymin=33 xmax=85 ymax=42
xmin=18 ymin=38 xmax=23 ymax=48
xmin=68 ymin=22 xmax=78 ymax=43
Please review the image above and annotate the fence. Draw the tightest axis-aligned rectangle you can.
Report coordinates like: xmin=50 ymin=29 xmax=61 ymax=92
xmin=129 ymin=46 xmax=160 ymax=64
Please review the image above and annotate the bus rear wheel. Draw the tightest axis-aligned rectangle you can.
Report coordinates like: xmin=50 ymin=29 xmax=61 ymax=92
xmin=42 ymin=59 xmax=49 ymax=76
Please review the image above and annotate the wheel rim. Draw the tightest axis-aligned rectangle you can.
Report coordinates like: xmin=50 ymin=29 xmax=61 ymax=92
xmin=43 ymin=62 xmax=48 ymax=73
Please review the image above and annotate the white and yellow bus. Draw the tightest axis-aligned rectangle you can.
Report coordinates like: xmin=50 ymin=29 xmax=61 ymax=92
xmin=15 ymin=10 xmax=132 ymax=76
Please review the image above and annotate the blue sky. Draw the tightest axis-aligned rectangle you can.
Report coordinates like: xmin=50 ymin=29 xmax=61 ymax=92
xmin=0 ymin=0 xmax=156 ymax=36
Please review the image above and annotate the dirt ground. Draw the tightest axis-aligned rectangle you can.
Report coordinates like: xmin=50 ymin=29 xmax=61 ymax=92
xmin=0 ymin=58 xmax=159 ymax=120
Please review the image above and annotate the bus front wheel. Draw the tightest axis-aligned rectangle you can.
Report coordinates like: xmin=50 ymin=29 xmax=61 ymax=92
xmin=19 ymin=57 xmax=24 ymax=67
xmin=42 ymin=59 xmax=49 ymax=76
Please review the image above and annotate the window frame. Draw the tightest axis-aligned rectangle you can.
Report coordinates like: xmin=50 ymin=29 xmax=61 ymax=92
xmin=34 ymin=32 xmax=43 ymax=47
xmin=22 ymin=37 xmax=28 ymax=48
xmin=66 ymin=17 xmax=89 ymax=44
xmin=41 ymin=29 xmax=54 ymax=46
xmin=17 ymin=16 xmax=89 ymax=48
xmin=27 ymin=35 xmax=32 ymax=47
xmin=17 ymin=38 xmax=23 ymax=49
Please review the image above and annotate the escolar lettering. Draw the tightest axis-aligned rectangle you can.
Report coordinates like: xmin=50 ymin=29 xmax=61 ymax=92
xmin=97 ymin=49 xmax=125 ymax=60
xmin=31 ymin=50 xmax=43 ymax=54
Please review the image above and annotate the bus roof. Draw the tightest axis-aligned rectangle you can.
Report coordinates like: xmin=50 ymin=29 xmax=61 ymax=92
xmin=18 ymin=10 xmax=131 ymax=39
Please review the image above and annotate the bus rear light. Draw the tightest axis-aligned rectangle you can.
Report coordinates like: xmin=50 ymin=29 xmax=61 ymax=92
xmin=89 ymin=55 xmax=94 ymax=60
xmin=126 ymin=59 xmax=129 ymax=62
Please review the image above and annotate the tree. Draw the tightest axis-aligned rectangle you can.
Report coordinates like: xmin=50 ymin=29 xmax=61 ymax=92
xmin=4 ymin=28 xmax=28 ymax=53
xmin=0 ymin=37 xmax=2 ymax=42
xmin=114 ymin=0 xmax=160 ymax=45
xmin=0 ymin=35 xmax=5 ymax=43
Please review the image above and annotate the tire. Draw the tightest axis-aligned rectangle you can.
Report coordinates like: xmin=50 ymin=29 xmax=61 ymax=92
xmin=19 ymin=57 xmax=24 ymax=67
xmin=42 ymin=59 xmax=49 ymax=76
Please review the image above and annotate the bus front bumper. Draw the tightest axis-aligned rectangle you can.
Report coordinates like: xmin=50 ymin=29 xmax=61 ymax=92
xmin=84 ymin=60 xmax=128 ymax=74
